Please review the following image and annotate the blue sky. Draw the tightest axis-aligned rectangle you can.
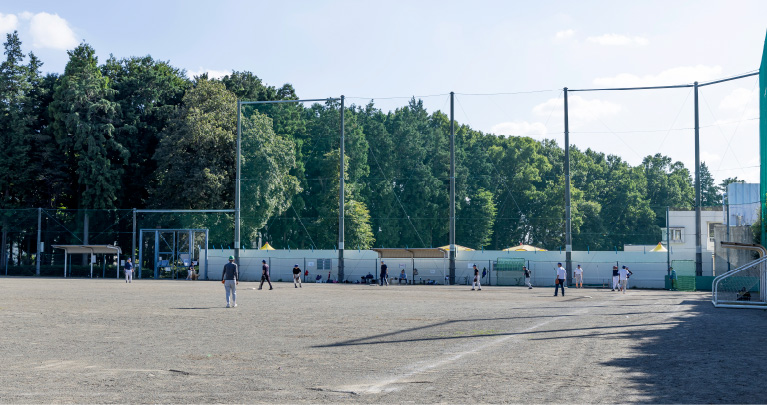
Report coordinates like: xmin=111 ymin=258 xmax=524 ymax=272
xmin=2 ymin=0 xmax=767 ymax=184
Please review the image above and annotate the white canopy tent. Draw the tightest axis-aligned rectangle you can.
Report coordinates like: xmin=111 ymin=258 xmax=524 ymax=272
xmin=52 ymin=245 xmax=122 ymax=278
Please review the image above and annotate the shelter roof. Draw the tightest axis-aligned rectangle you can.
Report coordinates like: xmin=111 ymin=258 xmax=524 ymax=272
xmin=52 ymin=245 xmax=122 ymax=255
xmin=371 ymin=248 xmax=446 ymax=258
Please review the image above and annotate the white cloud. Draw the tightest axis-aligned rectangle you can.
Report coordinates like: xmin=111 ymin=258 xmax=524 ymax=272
xmin=555 ymin=29 xmax=575 ymax=40
xmin=0 ymin=13 xmax=18 ymax=35
xmin=28 ymin=12 xmax=78 ymax=50
xmin=532 ymin=95 xmax=621 ymax=124
xmin=593 ymin=65 xmax=723 ymax=87
xmin=719 ymin=88 xmax=755 ymax=111
xmin=586 ymin=34 xmax=649 ymax=46
xmin=490 ymin=121 xmax=548 ymax=138
xmin=187 ymin=68 xmax=230 ymax=80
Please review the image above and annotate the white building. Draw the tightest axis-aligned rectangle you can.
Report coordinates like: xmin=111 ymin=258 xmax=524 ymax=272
xmin=725 ymin=182 xmax=759 ymax=226
xmin=661 ymin=208 xmax=723 ymax=276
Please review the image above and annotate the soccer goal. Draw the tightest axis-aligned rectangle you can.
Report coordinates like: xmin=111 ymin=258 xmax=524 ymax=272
xmin=712 ymin=243 xmax=767 ymax=309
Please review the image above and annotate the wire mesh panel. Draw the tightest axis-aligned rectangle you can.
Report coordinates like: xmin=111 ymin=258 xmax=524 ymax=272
xmin=495 ymin=258 xmax=526 ymax=286
xmin=672 ymin=259 xmax=696 ymax=291
xmin=713 ymin=256 xmax=766 ymax=308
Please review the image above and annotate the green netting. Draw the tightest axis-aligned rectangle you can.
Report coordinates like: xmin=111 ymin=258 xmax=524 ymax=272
xmin=676 ymin=276 xmax=696 ymax=291
xmin=495 ymin=258 xmax=525 ymax=286
xmin=672 ymin=259 xmax=695 ymax=276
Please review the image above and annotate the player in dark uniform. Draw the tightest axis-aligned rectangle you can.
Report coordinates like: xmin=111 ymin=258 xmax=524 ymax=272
xmin=258 ymin=259 xmax=273 ymax=290
xmin=292 ymin=264 xmax=302 ymax=288
xmin=472 ymin=264 xmax=482 ymax=290
xmin=380 ymin=260 xmax=388 ymax=286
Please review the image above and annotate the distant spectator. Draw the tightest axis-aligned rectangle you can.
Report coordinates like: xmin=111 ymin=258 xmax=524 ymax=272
xmin=399 ymin=269 xmax=407 ymax=284
xmin=669 ymin=267 xmax=677 ymax=291
xmin=187 ymin=264 xmax=195 ymax=280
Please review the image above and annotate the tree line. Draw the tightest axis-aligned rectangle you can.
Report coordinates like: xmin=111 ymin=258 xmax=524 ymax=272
xmin=0 ymin=32 xmax=742 ymax=254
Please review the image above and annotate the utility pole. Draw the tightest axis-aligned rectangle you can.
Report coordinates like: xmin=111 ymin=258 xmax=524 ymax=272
xmin=36 ymin=208 xmax=41 ymax=276
xmin=449 ymin=91 xmax=456 ymax=285
xmin=694 ymin=82 xmax=702 ymax=276
xmin=338 ymin=95 xmax=345 ymax=281
xmin=564 ymin=87 xmax=573 ymax=285
xmin=235 ymin=101 xmax=242 ymax=266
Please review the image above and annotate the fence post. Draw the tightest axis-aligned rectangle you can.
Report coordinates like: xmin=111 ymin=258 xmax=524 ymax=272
xmin=36 ymin=208 xmax=41 ymax=276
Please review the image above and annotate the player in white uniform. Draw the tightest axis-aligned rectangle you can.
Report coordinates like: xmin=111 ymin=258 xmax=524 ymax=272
xmin=574 ymin=264 xmax=583 ymax=288
xmin=618 ymin=266 xmax=629 ymax=293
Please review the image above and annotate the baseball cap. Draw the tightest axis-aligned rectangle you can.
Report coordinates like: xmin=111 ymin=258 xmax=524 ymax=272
xmin=228 ymin=255 xmax=234 ymax=260
xmin=294 ymin=264 xmax=299 ymax=267
xmin=262 ymin=260 xmax=266 ymax=263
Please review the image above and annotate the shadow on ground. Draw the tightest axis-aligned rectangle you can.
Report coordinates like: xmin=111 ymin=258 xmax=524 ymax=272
xmin=601 ymin=299 xmax=767 ymax=403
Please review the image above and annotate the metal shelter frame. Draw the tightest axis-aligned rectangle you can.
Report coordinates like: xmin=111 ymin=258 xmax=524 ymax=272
xmin=52 ymin=245 xmax=122 ymax=278
xmin=138 ymin=228 xmax=208 ymax=279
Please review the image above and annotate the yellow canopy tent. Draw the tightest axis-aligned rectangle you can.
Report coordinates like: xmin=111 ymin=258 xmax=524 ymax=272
xmin=502 ymin=244 xmax=547 ymax=252
xmin=649 ymin=242 xmax=668 ymax=252
xmin=437 ymin=245 xmax=475 ymax=252
xmin=260 ymin=242 xmax=275 ymax=250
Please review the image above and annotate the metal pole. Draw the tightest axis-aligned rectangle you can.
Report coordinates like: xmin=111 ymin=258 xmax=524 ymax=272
xmin=725 ymin=193 xmax=731 ymax=271
xmin=235 ymin=101 xmax=242 ymax=266
xmin=154 ymin=230 xmax=159 ymax=279
xmin=138 ymin=230 xmax=143 ymax=279
xmin=694 ymin=82 xmax=703 ymax=276
xmin=2 ymin=225 xmax=6 ymax=275
xmin=36 ymin=208 xmax=41 ymax=276
xmin=132 ymin=208 xmax=136 ymax=275
xmin=338 ymin=95 xmax=345 ymax=282
xmin=564 ymin=87 xmax=573 ymax=285
xmin=667 ymin=206 xmax=671 ymax=277
xmin=449 ymin=91 xmax=456 ymax=285
xmin=204 ymin=229 xmax=209 ymax=280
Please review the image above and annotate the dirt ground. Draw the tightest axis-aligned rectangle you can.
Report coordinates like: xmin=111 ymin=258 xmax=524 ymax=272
xmin=0 ymin=277 xmax=765 ymax=404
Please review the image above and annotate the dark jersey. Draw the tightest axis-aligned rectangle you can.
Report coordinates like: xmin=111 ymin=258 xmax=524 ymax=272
xmin=262 ymin=264 xmax=270 ymax=275
xmin=293 ymin=267 xmax=301 ymax=275
xmin=380 ymin=264 xmax=388 ymax=276
xmin=612 ymin=268 xmax=620 ymax=277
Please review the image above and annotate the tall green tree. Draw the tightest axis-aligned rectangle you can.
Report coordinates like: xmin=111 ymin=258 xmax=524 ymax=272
xmin=102 ymin=55 xmax=190 ymax=208
xmin=49 ymin=43 xmax=126 ymax=210
xmin=699 ymin=162 xmax=721 ymax=207
xmin=150 ymin=79 xmax=237 ymax=209
xmin=0 ymin=31 xmax=34 ymax=208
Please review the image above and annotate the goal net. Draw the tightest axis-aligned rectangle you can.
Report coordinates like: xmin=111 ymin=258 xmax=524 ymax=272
xmin=712 ymin=256 xmax=767 ymax=308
